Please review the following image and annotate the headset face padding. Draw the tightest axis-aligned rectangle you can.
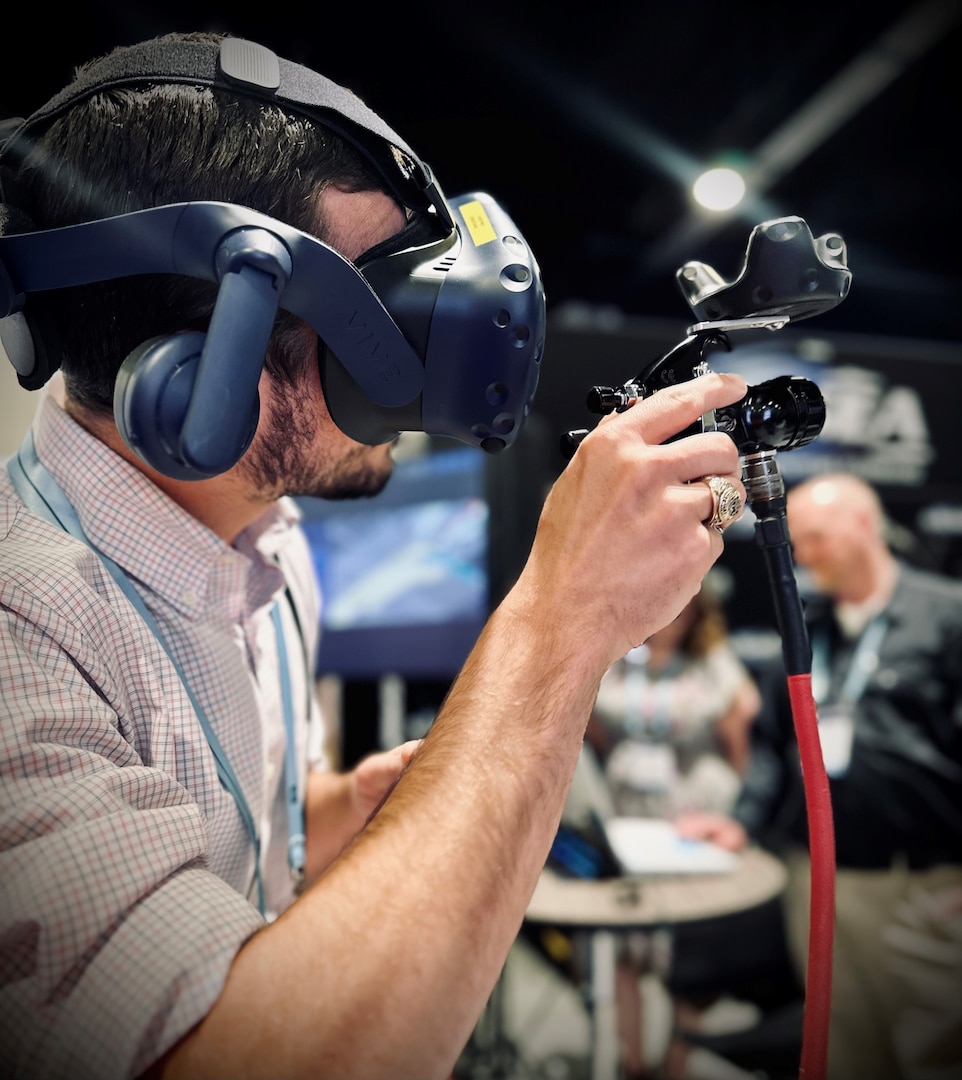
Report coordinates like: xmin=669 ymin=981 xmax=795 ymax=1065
xmin=0 ymin=37 xmax=547 ymax=478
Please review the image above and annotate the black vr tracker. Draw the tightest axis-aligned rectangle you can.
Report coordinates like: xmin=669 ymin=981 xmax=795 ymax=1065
xmin=0 ymin=37 xmax=546 ymax=480
xmin=562 ymin=215 xmax=852 ymax=508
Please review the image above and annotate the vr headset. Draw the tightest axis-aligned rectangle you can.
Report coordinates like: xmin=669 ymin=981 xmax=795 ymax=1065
xmin=0 ymin=37 xmax=546 ymax=480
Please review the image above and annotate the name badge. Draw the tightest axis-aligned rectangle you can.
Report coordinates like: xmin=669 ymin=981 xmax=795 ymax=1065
xmin=817 ymin=705 xmax=855 ymax=778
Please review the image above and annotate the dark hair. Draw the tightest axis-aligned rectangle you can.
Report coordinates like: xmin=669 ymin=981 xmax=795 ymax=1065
xmin=677 ymin=585 xmax=730 ymax=658
xmin=14 ymin=32 xmax=385 ymax=412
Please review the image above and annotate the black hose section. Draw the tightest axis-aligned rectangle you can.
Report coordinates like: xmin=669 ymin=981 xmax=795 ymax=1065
xmin=754 ymin=506 xmax=812 ymax=676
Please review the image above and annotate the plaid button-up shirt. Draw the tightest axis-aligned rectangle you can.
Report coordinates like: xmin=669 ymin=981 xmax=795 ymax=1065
xmin=0 ymin=387 xmax=326 ymax=1078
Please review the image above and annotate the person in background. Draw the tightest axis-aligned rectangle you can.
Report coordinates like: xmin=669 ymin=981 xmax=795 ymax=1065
xmin=585 ymin=574 xmax=761 ymax=1080
xmin=0 ymin=30 xmax=749 ymax=1080
xmin=588 ymin=572 xmax=761 ymax=822
xmin=678 ymin=472 xmax=962 ymax=1080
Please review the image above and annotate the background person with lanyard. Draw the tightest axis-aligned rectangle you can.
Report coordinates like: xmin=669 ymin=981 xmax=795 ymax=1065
xmin=678 ymin=471 xmax=962 ymax=1080
xmin=584 ymin=576 xmax=761 ymax=1080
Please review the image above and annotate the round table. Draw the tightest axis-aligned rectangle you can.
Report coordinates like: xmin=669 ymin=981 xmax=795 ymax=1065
xmin=528 ymin=845 xmax=787 ymax=927
xmin=524 ymin=847 xmax=788 ymax=1080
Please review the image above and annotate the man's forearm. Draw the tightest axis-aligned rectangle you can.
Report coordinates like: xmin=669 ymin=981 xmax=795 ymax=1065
xmin=156 ymin=371 xmax=749 ymax=1079
xmin=158 ymin=597 xmax=601 ymax=1079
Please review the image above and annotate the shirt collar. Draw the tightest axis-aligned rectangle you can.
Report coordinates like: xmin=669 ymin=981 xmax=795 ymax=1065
xmin=32 ymin=389 xmax=300 ymax=622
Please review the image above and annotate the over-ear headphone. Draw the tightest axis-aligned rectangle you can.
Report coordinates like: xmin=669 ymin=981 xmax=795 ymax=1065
xmin=0 ymin=37 xmax=546 ymax=479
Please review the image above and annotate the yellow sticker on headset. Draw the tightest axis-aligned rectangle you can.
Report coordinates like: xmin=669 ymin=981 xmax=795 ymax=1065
xmin=459 ymin=200 xmax=498 ymax=246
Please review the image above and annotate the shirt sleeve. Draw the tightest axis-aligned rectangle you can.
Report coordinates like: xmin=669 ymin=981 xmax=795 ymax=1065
xmin=0 ymin=533 xmax=264 ymax=1079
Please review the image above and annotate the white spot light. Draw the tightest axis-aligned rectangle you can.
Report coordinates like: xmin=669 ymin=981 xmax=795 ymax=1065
xmin=692 ymin=166 xmax=747 ymax=211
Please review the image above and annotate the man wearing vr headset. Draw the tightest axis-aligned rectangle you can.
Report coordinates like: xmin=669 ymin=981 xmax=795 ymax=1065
xmin=0 ymin=31 xmax=747 ymax=1080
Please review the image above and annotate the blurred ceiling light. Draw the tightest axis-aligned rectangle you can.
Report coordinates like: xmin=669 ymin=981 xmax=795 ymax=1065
xmin=692 ymin=166 xmax=747 ymax=211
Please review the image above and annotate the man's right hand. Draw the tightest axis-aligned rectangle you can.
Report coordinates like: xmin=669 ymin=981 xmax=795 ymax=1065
xmin=155 ymin=371 xmax=751 ymax=1080
xmin=506 ymin=370 xmax=748 ymax=679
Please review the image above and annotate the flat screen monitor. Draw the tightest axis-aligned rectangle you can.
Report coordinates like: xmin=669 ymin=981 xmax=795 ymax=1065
xmin=296 ymin=445 xmax=492 ymax=679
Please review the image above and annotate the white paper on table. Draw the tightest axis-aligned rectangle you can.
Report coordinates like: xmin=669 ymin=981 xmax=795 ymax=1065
xmin=604 ymin=817 xmax=739 ymax=875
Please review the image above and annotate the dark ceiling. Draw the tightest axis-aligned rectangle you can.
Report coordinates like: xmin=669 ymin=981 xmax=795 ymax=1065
xmin=4 ymin=0 xmax=961 ymax=345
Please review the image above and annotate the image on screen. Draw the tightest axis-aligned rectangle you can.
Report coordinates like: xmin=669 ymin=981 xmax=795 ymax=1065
xmin=296 ymin=445 xmax=491 ymax=679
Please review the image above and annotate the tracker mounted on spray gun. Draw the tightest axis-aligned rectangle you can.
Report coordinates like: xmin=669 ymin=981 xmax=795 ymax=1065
xmin=563 ymin=215 xmax=851 ymax=1080
xmin=562 ymin=215 xmax=850 ymax=669
xmin=562 ymin=216 xmax=849 ymax=507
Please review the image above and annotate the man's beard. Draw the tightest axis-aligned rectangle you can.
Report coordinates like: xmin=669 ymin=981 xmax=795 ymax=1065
xmin=240 ymin=374 xmax=394 ymax=502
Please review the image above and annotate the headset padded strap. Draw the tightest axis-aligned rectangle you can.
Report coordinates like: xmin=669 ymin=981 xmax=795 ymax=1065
xmin=1 ymin=38 xmax=434 ymax=209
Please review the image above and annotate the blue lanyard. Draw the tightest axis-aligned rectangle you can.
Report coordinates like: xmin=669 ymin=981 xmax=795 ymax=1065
xmin=6 ymin=431 xmax=307 ymax=915
xmin=271 ymin=602 xmax=306 ymax=892
xmin=622 ymin=646 xmax=675 ymax=738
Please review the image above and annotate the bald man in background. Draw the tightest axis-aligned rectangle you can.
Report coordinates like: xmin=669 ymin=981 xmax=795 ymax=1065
xmin=678 ymin=473 xmax=962 ymax=1080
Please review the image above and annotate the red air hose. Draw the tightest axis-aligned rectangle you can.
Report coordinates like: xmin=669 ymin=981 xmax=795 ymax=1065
xmin=753 ymin=487 xmax=835 ymax=1080
xmin=787 ymin=673 xmax=836 ymax=1080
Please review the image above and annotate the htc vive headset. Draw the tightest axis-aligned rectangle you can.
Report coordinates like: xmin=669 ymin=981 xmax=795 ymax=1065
xmin=0 ymin=37 xmax=546 ymax=480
